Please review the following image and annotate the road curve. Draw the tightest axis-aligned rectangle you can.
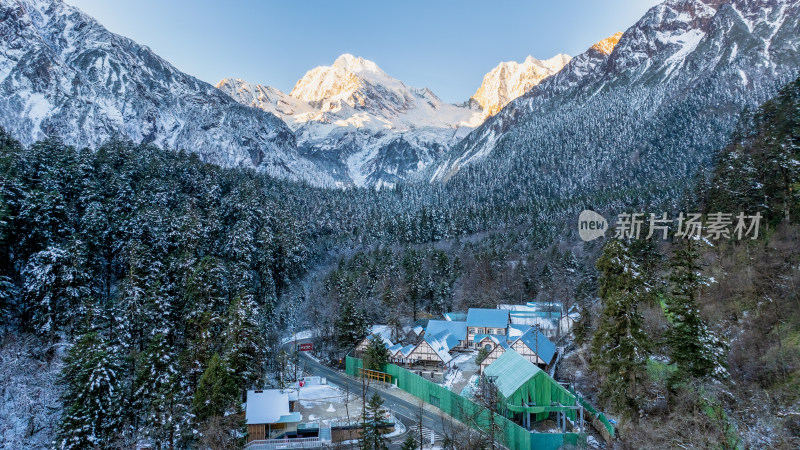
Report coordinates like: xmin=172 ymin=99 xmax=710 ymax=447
xmin=297 ymin=352 xmax=452 ymax=440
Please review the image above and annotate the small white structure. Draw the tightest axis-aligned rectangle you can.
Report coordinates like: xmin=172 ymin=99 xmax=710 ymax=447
xmin=245 ymin=390 xmax=302 ymax=442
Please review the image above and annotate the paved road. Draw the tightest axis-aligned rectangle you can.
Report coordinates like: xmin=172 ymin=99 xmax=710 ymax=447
xmin=297 ymin=352 xmax=449 ymax=445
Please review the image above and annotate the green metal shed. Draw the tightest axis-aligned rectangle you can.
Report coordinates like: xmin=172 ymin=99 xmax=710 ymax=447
xmin=483 ymin=350 xmax=578 ymax=425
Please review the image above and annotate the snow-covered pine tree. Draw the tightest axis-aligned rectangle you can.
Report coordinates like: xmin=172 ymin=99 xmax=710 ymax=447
xmin=134 ymin=333 xmax=191 ymax=448
xmin=55 ymin=331 xmax=124 ymax=449
xmin=20 ymin=239 xmax=91 ymax=338
xmin=590 ymin=239 xmax=649 ymax=421
xmin=665 ymin=240 xmax=728 ymax=382
xmin=223 ymin=293 xmax=266 ymax=389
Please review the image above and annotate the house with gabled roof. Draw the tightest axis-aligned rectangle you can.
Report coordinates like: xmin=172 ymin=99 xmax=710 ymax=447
xmin=478 ymin=326 xmax=557 ymax=373
xmin=392 ymin=343 xmax=418 ymax=364
xmin=353 ymin=333 xmax=392 ymax=357
xmin=407 ymin=330 xmax=456 ymax=366
xmin=466 ymin=308 xmax=510 ymax=348
xmin=510 ymin=327 xmax=557 ymax=369
xmin=477 ymin=335 xmax=510 ymax=373
xmin=424 ymin=319 xmax=467 ymax=348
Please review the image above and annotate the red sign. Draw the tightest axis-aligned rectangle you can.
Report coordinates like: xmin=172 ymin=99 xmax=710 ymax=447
xmin=299 ymin=343 xmax=313 ymax=352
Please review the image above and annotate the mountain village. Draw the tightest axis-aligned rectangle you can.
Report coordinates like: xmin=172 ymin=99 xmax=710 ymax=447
xmin=1 ymin=0 xmax=798 ymax=449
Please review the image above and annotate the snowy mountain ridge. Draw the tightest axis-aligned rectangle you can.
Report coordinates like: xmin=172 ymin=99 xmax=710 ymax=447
xmin=470 ymin=53 xmax=572 ymax=116
xmin=217 ymin=51 xmax=578 ymax=187
xmin=0 ymin=0 xmax=338 ymax=185
xmin=0 ymin=0 xmax=575 ymax=189
xmin=432 ymin=0 xmax=800 ymax=183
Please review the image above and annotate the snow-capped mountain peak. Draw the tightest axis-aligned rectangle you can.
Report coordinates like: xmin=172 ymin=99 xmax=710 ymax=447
xmin=288 ymin=53 xmax=408 ymax=112
xmin=219 ymin=54 xmax=484 ymax=187
xmin=331 ymin=53 xmax=384 ymax=74
xmin=470 ymin=53 xmax=571 ymax=116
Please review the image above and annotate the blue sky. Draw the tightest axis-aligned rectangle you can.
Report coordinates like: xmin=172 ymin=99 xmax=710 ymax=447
xmin=66 ymin=0 xmax=661 ymax=103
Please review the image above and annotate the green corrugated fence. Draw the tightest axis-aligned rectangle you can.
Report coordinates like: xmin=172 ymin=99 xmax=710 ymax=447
xmin=569 ymin=387 xmax=615 ymax=439
xmin=346 ymin=356 xmax=588 ymax=450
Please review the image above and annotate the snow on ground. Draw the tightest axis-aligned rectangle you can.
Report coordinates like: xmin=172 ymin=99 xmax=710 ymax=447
xmin=383 ymin=414 xmax=406 ymax=438
xmin=281 ymin=329 xmax=314 ymax=344
xmin=297 ymin=384 xmax=346 ymax=406
xmin=587 ymin=435 xmax=605 ymax=448
xmin=449 ymin=353 xmax=474 ymax=366
xmin=460 ymin=374 xmax=479 ymax=398
xmin=0 ymin=334 xmax=64 ymax=449
xmin=326 ymin=404 xmax=336 ymax=413
xmin=442 ymin=368 xmax=463 ymax=391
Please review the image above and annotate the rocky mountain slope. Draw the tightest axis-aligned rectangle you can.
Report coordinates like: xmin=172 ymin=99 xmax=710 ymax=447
xmin=218 ymin=55 xmax=485 ymax=188
xmin=470 ymin=53 xmax=571 ymax=116
xmin=432 ymin=0 xmax=800 ymax=214
xmin=0 ymin=0 xmax=335 ymax=185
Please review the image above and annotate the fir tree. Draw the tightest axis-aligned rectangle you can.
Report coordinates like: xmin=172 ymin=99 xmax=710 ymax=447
xmin=360 ymin=392 xmax=389 ymax=450
xmin=223 ymin=293 xmax=265 ymax=388
xmin=335 ymin=293 xmax=368 ymax=351
xmin=590 ymin=240 xmax=649 ymax=421
xmin=665 ymin=240 xmax=728 ymax=382
xmin=363 ymin=334 xmax=390 ymax=372
xmin=134 ymin=333 xmax=191 ymax=448
xmin=192 ymin=353 xmax=239 ymax=423
xmin=55 ymin=331 xmax=124 ymax=449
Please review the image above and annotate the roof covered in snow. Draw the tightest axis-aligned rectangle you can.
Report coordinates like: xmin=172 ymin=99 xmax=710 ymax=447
xmin=423 ymin=331 xmax=454 ymax=364
xmin=367 ymin=325 xmax=394 ymax=344
xmin=399 ymin=344 xmax=417 ymax=357
xmin=425 ymin=320 xmax=467 ymax=341
xmin=507 ymin=324 xmax=531 ymax=339
xmin=467 ymin=308 xmax=510 ymax=329
xmin=246 ymin=390 xmax=301 ymax=425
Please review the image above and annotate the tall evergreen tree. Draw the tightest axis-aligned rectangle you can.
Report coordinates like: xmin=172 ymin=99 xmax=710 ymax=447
xmin=192 ymin=353 xmax=239 ymax=422
xmin=363 ymin=334 xmax=390 ymax=371
xmin=665 ymin=240 xmax=728 ymax=382
xmin=223 ymin=293 xmax=266 ymax=388
xmin=590 ymin=240 xmax=649 ymax=420
xmin=360 ymin=392 xmax=389 ymax=450
xmin=55 ymin=331 xmax=124 ymax=449
xmin=134 ymin=333 xmax=191 ymax=449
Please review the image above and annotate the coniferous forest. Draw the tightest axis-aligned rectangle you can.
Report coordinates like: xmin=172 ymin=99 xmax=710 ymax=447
xmin=0 ymin=73 xmax=798 ymax=448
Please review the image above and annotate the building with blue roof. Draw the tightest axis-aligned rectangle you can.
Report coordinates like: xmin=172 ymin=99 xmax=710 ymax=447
xmin=408 ymin=329 xmax=455 ymax=365
xmin=466 ymin=308 xmax=510 ymax=347
xmin=424 ymin=319 xmax=467 ymax=348
xmin=511 ymin=327 xmax=557 ymax=368
xmin=478 ymin=326 xmax=558 ymax=373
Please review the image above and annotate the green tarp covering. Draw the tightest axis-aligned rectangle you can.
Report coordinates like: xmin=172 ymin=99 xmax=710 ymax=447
xmin=346 ymin=355 xmax=590 ymax=450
